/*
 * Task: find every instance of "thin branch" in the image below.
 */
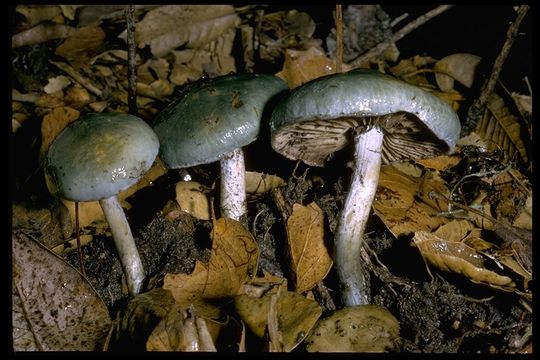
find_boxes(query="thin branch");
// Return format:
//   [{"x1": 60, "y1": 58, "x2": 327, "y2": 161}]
[
  {"x1": 50, "y1": 60, "x2": 103, "y2": 97},
  {"x1": 462, "y1": 5, "x2": 530, "y2": 136},
  {"x1": 349, "y1": 5, "x2": 454, "y2": 68},
  {"x1": 335, "y1": 5, "x2": 343, "y2": 73},
  {"x1": 125, "y1": 5, "x2": 138, "y2": 116}
]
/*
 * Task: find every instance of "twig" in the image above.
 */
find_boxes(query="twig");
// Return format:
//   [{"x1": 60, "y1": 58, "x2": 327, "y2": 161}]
[
  {"x1": 335, "y1": 5, "x2": 343, "y2": 73},
  {"x1": 462, "y1": 5, "x2": 530, "y2": 136},
  {"x1": 349, "y1": 5, "x2": 454, "y2": 68},
  {"x1": 125, "y1": 5, "x2": 138, "y2": 116}
]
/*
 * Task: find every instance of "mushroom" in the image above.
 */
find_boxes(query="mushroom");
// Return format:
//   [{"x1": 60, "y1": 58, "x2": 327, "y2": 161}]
[
  {"x1": 153, "y1": 73, "x2": 287, "y2": 221},
  {"x1": 270, "y1": 68, "x2": 460, "y2": 306},
  {"x1": 45, "y1": 112, "x2": 160, "y2": 296}
]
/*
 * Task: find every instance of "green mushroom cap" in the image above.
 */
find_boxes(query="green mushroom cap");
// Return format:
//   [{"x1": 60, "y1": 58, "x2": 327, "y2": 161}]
[
  {"x1": 153, "y1": 73, "x2": 288, "y2": 168},
  {"x1": 45, "y1": 113, "x2": 159, "y2": 202},
  {"x1": 270, "y1": 68, "x2": 461, "y2": 166}
]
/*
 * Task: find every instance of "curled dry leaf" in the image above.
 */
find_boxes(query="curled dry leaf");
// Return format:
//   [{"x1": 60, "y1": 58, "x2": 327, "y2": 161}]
[
  {"x1": 412, "y1": 230, "x2": 514, "y2": 287},
  {"x1": 175, "y1": 181, "x2": 211, "y2": 221},
  {"x1": 304, "y1": 305, "x2": 400, "y2": 352},
  {"x1": 16, "y1": 5, "x2": 63, "y2": 26},
  {"x1": 164, "y1": 218, "x2": 259, "y2": 301},
  {"x1": 12, "y1": 23, "x2": 76, "y2": 48},
  {"x1": 12, "y1": 232, "x2": 111, "y2": 351},
  {"x1": 434, "y1": 53, "x2": 482, "y2": 92},
  {"x1": 286, "y1": 202, "x2": 333, "y2": 293},
  {"x1": 55, "y1": 23, "x2": 106, "y2": 68},
  {"x1": 234, "y1": 289, "x2": 322, "y2": 352},
  {"x1": 133, "y1": 5, "x2": 240, "y2": 57}
]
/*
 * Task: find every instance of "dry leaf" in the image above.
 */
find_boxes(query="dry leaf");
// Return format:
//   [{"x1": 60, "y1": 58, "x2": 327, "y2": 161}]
[
  {"x1": 434, "y1": 53, "x2": 482, "y2": 92},
  {"x1": 246, "y1": 171, "x2": 286, "y2": 201},
  {"x1": 12, "y1": 232, "x2": 111, "y2": 351},
  {"x1": 133, "y1": 5, "x2": 239, "y2": 57},
  {"x1": 234, "y1": 290, "x2": 322, "y2": 352},
  {"x1": 64, "y1": 85, "x2": 92, "y2": 110},
  {"x1": 513, "y1": 194, "x2": 532, "y2": 230},
  {"x1": 304, "y1": 305, "x2": 400, "y2": 352},
  {"x1": 44, "y1": 75, "x2": 72, "y2": 94},
  {"x1": 55, "y1": 23, "x2": 106, "y2": 68},
  {"x1": 40, "y1": 106, "x2": 80, "y2": 160},
  {"x1": 373, "y1": 163, "x2": 451, "y2": 237},
  {"x1": 412, "y1": 230, "x2": 514, "y2": 287},
  {"x1": 276, "y1": 47, "x2": 351, "y2": 89},
  {"x1": 475, "y1": 93, "x2": 528, "y2": 163},
  {"x1": 175, "y1": 181, "x2": 211, "y2": 221},
  {"x1": 432, "y1": 219, "x2": 475, "y2": 243},
  {"x1": 164, "y1": 218, "x2": 259, "y2": 301},
  {"x1": 286, "y1": 202, "x2": 332, "y2": 293},
  {"x1": 511, "y1": 92, "x2": 532, "y2": 117},
  {"x1": 415, "y1": 154, "x2": 461, "y2": 171}
]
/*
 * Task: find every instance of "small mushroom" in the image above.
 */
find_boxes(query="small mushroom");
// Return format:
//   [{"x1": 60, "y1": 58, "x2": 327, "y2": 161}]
[
  {"x1": 153, "y1": 73, "x2": 287, "y2": 221},
  {"x1": 270, "y1": 68, "x2": 460, "y2": 306},
  {"x1": 45, "y1": 113, "x2": 159, "y2": 296}
]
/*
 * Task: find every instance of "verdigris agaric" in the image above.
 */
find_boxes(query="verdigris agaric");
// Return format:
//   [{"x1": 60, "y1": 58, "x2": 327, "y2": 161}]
[
  {"x1": 45, "y1": 112, "x2": 159, "y2": 296},
  {"x1": 153, "y1": 73, "x2": 287, "y2": 221},
  {"x1": 270, "y1": 68, "x2": 460, "y2": 306}
]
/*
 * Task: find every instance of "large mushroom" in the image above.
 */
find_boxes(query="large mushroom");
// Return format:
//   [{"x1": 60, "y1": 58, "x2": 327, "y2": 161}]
[
  {"x1": 153, "y1": 73, "x2": 287, "y2": 221},
  {"x1": 45, "y1": 113, "x2": 159, "y2": 296},
  {"x1": 270, "y1": 68, "x2": 460, "y2": 306}
]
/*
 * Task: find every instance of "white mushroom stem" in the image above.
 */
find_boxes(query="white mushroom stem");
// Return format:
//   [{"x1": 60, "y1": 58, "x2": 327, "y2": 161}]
[
  {"x1": 334, "y1": 126, "x2": 384, "y2": 306},
  {"x1": 99, "y1": 196, "x2": 145, "y2": 296},
  {"x1": 220, "y1": 147, "x2": 247, "y2": 221}
]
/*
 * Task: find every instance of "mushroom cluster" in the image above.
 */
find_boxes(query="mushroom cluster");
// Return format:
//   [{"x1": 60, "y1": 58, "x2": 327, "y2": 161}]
[
  {"x1": 270, "y1": 68, "x2": 461, "y2": 306},
  {"x1": 153, "y1": 73, "x2": 287, "y2": 221},
  {"x1": 45, "y1": 112, "x2": 159, "y2": 296}
]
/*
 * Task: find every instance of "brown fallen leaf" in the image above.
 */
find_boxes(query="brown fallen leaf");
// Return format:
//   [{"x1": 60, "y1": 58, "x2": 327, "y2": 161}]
[
  {"x1": 276, "y1": 47, "x2": 351, "y2": 89},
  {"x1": 245, "y1": 171, "x2": 286, "y2": 202},
  {"x1": 234, "y1": 289, "x2": 322, "y2": 352},
  {"x1": 434, "y1": 53, "x2": 482, "y2": 92},
  {"x1": 286, "y1": 202, "x2": 332, "y2": 293},
  {"x1": 373, "y1": 163, "x2": 451, "y2": 237},
  {"x1": 55, "y1": 22, "x2": 106, "y2": 69},
  {"x1": 164, "y1": 218, "x2": 259, "y2": 301},
  {"x1": 175, "y1": 181, "x2": 211, "y2": 221},
  {"x1": 412, "y1": 230, "x2": 514, "y2": 287},
  {"x1": 133, "y1": 5, "x2": 240, "y2": 57},
  {"x1": 12, "y1": 232, "x2": 111, "y2": 351},
  {"x1": 40, "y1": 106, "x2": 80, "y2": 160},
  {"x1": 16, "y1": 5, "x2": 63, "y2": 26},
  {"x1": 304, "y1": 305, "x2": 400, "y2": 352}
]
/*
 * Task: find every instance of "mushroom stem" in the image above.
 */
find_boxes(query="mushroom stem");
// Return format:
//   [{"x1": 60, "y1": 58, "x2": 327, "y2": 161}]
[
  {"x1": 334, "y1": 126, "x2": 384, "y2": 306},
  {"x1": 99, "y1": 196, "x2": 145, "y2": 296},
  {"x1": 220, "y1": 147, "x2": 247, "y2": 221}
]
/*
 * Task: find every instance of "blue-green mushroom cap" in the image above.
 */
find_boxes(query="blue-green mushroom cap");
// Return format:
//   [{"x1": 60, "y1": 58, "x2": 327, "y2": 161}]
[
  {"x1": 270, "y1": 68, "x2": 461, "y2": 166},
  {"x1": 153, "y1": 73, "x2": 288, "y2": 168},
  {"x1": 45, "y1": 113, "x2": 159, "y2": 202}
]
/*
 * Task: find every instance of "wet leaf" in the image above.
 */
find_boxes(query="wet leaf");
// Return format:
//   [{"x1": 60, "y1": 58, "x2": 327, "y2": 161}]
[
  {"x1": 286, "y1": 202, "x2": 332, "y2": 293},
  {"x1": 164, "y1": 218, "x2": 259, "y2": 301},
  {"x1": 175, "y1": 181, "x2": 211, "y2": 221},
  {"x1": 246, "y1": 171, "x2": 286, "y2": 201},
  {"x1": 12, "y1": 232, "x2": 111, "y2": 351},
  {"x1": 133, "y1": 5, "x2": 239, "y2": 57},
  {"x1": 276, "y1": 47, "x2": 351, "y2": 89},
  {"x1": 304, "y1": 305, "x2": 400, "y2": 352},
  {"x1": 373, "y1": 163, "x2": 451, "y2": 237},
  {"x1": 475, "y1": 93, "x2": 528, "y2": 163},
  {"x1": 412, "y1": 230, "x2": 514, "y2": 287},
  {"x1": 234, "y1": 289, "x2": 322, "y2": 352},
  {"x1": 434, "y1": 53, "x2": 482, "y2": 91}
]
